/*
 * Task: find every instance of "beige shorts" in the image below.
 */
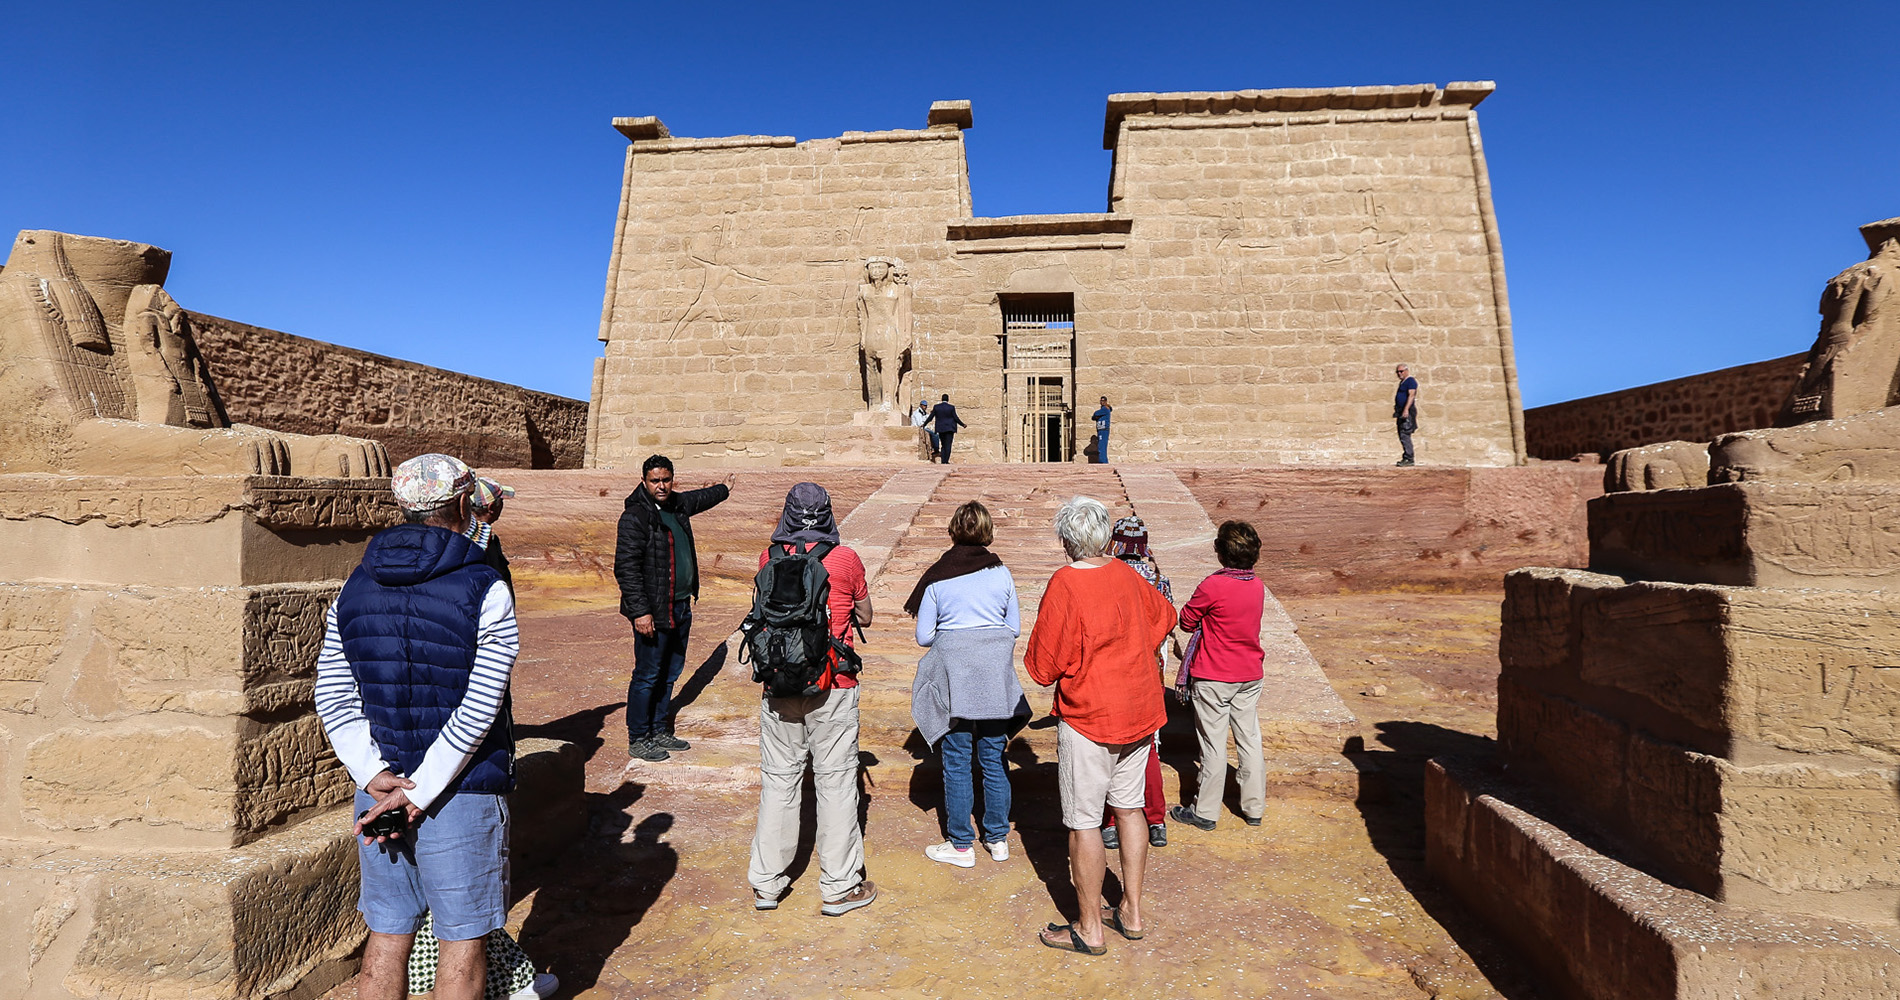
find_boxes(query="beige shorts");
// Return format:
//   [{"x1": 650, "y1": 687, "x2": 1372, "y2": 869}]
[{"x1": 1056, "y1": 721, "x2": 1153, "y2": 830}]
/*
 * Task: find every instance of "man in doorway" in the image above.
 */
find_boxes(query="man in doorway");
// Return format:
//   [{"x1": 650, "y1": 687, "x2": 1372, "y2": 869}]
[
  {"x1": 614, "y1": 454, "x2": 733, "y2": 761},
  {"x1": 930, "y1": 394, "x2": 967, "y2": 464},
  {"x1": 1394, "y1": 365, "x2": 1419, "y2": 467},
  {"x1": 1091, "y1": 397, "x2": 1113, "y2": 464}
]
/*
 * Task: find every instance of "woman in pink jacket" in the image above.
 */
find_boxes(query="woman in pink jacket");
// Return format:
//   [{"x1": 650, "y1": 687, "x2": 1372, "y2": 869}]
[{"x1": 1170, "y1": 521, "x2": 1268, "y2": 831}]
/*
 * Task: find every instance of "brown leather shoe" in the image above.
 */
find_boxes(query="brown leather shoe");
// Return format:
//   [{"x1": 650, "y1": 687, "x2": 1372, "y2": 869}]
[{"x1": 821, "y1": 880, "x2": 877, "y2": 916}]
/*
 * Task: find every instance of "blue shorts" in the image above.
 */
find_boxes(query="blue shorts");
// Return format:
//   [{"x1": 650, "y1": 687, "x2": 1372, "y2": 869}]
[{"x1": 355, "y1": 790, "x2": 510, "y2": 941}]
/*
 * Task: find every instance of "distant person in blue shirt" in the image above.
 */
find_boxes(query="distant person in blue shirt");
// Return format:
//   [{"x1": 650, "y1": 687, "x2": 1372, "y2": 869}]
[
  {"x1": 930, "y1": 395, "x2": 967, "y2": 464},
  {"x1": 1394, "y1": 365, "x2": 1419, "y2": 466},
  {"x1": 1091, "y1": 397, "x2": 1113, "y2": 464}
]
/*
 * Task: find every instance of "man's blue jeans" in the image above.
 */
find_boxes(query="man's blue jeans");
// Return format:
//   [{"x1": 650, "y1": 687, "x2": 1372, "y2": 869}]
[
  {"x1": 1097, "y1": 430, "x2": 1110, "y2": 463},
  {"x1": 940, "y1": 719, "x2": 1012, "y2": 848},
  {"x1": 627, "y1": 600, "x2": 692, "y2": 740}
]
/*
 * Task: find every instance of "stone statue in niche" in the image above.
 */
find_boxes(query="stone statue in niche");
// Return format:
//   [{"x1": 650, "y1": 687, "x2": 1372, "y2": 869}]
[
  {"x1": 856, "y1": 256, "x2": 912, "y2": 412},
  {"x1": 1608, "y1": 219, "x2": 1900, "y2": 491},
  {"x1": 0, "y1": 230, "x2": 390, "y2": 477}
]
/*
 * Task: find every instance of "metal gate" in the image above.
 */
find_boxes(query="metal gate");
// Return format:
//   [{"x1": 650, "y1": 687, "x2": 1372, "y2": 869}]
[{"x1": 1000, "y1": 298, "x2": 1075, "y2": 463}]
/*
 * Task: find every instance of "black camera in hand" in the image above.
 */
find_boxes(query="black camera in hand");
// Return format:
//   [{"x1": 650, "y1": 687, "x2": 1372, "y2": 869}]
[{"x1": 358, "y1": 808, "x2": 411, "y2": 839}]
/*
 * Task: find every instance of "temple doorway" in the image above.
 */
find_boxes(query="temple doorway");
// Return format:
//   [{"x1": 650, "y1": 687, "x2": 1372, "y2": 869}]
[{"x1": 999, "y1": 294, "x2": 1075, "y2": 463}]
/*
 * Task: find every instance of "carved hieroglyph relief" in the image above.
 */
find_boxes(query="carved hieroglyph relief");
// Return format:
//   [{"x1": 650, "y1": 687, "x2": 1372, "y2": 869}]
[{"x1": 856, "y1": 256, "x2": 912, "y2": 411}]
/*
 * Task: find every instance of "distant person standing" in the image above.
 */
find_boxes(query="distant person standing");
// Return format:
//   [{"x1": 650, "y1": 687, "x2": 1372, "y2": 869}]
[
  {"x1": 1091, "y1": 397, "x2": 1113, "y2": 464},
  {"x1": 931, "y1": 394, "x2": 967, "y2": 464},
  {"x1": 913, "y1": 399, "x2": 938, "y2": 462},
  {"x1": 1394, "y1": 365, "x2": 1419, "y2": 467},
  {"x1": 614, "y1": 454, "x2": 732, "y2": 762}
]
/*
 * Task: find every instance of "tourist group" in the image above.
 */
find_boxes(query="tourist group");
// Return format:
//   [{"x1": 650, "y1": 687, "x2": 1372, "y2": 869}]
[{"x1": 317, "y1": 450, "x2": 1271, "y2": 998}]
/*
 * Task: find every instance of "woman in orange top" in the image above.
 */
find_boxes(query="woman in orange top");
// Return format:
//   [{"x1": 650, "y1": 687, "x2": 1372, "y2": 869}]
[{"x1": 1025, "y1": 496, "x2": 1176, "y2": 955}]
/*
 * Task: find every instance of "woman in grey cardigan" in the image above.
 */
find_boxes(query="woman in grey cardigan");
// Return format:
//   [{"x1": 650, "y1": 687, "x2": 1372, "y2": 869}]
[{"x1": 907, "y1": 501, "x2": 1030, "y2": 868}]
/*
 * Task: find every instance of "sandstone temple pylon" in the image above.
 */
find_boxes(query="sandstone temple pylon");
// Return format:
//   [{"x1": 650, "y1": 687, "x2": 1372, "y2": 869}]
[{"x1": 587, "y1": 86, "x2": 1527, "y2": 468}]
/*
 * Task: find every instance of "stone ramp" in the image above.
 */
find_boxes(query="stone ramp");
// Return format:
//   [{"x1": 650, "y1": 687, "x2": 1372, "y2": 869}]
[{"x1": 1116, "y1": 466, "x2": 1360, "y2": 793}]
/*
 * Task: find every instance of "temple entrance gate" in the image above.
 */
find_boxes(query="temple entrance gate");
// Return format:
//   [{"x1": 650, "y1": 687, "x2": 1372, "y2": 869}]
[{"x1": 999, "y1": 295, "x2": 1075, "y2": 463}]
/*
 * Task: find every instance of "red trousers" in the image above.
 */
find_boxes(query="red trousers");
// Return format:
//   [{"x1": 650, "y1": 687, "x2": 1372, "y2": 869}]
[{"x1": 1101, "y1": 732, "x2": 1166, "y2": 829}]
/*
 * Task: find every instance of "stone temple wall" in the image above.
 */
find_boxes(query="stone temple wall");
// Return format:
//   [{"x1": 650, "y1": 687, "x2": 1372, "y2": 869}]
[
  {"x1": 589, "y1": 83, "x2": 1524, "y2": 468},
  {"x1": 1523, "y1": 352, "x2": 1807, "y2": 461},
  {"x1": 192, "y1": 312, "x2": 589, "y2": 470}
]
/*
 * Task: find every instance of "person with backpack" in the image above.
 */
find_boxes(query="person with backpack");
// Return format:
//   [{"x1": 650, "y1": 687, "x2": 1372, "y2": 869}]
[
  {"x1": 905, "y1": 501, "x2": 1029, "y2": 869},
  {"x1": 744, "y1": 482, "x2": 877, "y2": 916}
]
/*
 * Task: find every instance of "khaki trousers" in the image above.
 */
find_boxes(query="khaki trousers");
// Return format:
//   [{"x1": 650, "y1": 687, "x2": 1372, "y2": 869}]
[
  {"x1": 748, "y1": 687, "x2": 864, "y2": 901},
  {"x1": 1190, "y1": 678, "x2": 1266, "y2": 822}
]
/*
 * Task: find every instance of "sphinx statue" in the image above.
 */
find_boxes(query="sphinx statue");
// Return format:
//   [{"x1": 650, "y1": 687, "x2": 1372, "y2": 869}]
[
  {"x1": 0, "y1": 230, "x2": 389, "y2": 477},
  {"x1": 1609, "y1": 218, "x2": 1900, "y2": 491}
]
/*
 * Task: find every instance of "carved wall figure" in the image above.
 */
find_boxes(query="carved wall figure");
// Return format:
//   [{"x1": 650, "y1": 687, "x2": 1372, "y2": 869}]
[
  {"x1": 0, "y1": 230, "x2": 389, "y2": 477},
  {"x1": 855, "y1": 256, "x2": 911, "y2": 412}
]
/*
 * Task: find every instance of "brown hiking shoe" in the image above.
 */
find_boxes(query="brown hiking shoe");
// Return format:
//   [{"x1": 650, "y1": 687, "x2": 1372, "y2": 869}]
[{"x1": 821, "y1": 880, "x2": 877, "y2": 916}]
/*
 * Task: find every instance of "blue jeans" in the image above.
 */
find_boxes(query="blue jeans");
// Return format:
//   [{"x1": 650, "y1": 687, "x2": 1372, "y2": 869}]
[
  {"x1": 355, "y1": 790, "x2": 509, "y2": 941},
  {"x1": 940, "y1": 719, "x2": 1011, "y2": 847},
  {"x1": 1097, "y1": 430, "x2": 1110, "y2": 463},
  {"x1": 627, "y1": 600, "x2": 692, "y2": 739}
]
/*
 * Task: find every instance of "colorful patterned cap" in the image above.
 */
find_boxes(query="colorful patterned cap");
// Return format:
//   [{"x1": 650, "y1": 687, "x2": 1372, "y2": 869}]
[
  {"x1": 390, "y1": 453, "x2": 475, "y2": 512},
  {"x1": 469, "y1": 477, "x2": 516, "y2": 511},
  {"x1": 1110, "y1": 514, "x2": 1150, "y2": 558}
]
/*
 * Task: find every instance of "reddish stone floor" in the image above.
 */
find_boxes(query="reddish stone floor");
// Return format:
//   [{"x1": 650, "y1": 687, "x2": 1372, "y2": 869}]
[{"x1": 326, "y1": 468, "x2": 1548, "y2": 999}]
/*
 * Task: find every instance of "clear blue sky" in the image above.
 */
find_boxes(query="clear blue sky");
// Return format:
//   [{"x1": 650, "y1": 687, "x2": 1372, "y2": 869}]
[{"x1": 4, "y1": 1, "x2": 1893, "y2": 407}]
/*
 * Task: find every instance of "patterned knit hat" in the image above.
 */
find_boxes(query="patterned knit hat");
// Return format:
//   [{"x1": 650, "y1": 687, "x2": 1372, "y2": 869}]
[
  {"x1": 390, "y1": 453, "x2": 475, "y2": 512},
  {"x1": 1109, "y1": 515, "x2": 1150, "y2": 558},
  {"x1": 469, "y1": 476, "x2": 516, "y2": 511}
]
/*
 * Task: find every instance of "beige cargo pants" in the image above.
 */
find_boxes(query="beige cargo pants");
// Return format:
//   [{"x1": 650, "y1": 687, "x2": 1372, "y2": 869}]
[
  {"x1": 747, "y1": 686, "x2": 864, "y2": 902},
  {"x1": 1190, "y1": 678, "x2": 1266, "y2": 822}
]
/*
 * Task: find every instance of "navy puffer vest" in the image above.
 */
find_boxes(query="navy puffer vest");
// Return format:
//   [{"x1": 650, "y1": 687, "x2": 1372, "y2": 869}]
[{"x1": 336, "y1": 523, "x2": 514, "y2": 796}]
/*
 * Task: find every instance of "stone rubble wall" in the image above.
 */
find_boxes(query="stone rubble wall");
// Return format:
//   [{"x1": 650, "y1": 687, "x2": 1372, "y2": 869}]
[
  {"x1": 1523, "y1": 353, "x2": 1807, "y2": 460},
  {"x1": 592, "y1": 86, "x2": 1523, "y2": 468},
  {"x1": 191, "y1": 311, "x2": 589, "y2": 470}
]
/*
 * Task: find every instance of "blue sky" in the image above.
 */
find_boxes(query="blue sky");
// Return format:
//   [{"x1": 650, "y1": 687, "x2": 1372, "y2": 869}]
[{"x1": 3, "y1": 1, "x2": 1893, "y2": 407}]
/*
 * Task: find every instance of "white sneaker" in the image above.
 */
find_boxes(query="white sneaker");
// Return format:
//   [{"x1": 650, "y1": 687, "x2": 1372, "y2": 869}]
[
  {"x1": 509, "y1": 973, "x2": 558, "y2": 1000},
  {"x1": 983, "y1": 840, "x2": 1009, "y2": 862},
  {"x1": 924, "y1": 841, "x2": 976, "y2": 868}
]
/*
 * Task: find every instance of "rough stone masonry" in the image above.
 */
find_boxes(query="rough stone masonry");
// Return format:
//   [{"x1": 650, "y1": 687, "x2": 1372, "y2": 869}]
[{"x1": 588, "y1": 84, "x2": 1526, "y2": 468}]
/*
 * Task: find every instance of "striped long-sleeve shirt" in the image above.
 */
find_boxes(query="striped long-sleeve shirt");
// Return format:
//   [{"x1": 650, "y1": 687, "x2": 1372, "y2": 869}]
[{"x1": 313, "y1": 580, "x2": 519, "y2": 811}]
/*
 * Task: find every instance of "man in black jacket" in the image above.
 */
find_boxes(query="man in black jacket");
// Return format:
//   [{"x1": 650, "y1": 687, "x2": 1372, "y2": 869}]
[{"x1": 614, "y1": 454, "x2": 732, "y2": 761}]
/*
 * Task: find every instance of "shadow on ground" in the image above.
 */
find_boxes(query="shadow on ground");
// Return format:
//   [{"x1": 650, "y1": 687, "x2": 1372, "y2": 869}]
[{"x1": 1349, "y1": 720, "x2": 1547, "y2": 1000}]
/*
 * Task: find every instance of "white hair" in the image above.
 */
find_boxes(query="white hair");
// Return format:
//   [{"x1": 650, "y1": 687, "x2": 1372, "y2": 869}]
[{"x1": 1054, "y1": 496, "x2": 1112, "y2": 561}]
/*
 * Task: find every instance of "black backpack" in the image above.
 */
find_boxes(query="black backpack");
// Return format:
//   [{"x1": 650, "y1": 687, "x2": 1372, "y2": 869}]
[{"x1": 738, "y1": 542, "x2": 862, "y2": 697}]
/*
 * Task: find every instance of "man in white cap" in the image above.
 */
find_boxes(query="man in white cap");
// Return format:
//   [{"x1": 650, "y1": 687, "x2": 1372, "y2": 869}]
[{"x1": 314, "y1": 453, "x2": 521, "y2": 1000}]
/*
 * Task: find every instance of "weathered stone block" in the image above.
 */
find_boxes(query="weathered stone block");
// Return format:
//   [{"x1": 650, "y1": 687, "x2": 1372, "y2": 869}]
[
  {"x1": 1590, "y1": 481, "x2": 1900, "y2": 590},
  {"x1": 1499, "y1": 679, "x2": 1900, "y2": 922},
  {"x1": 0, "y1": 815, "x2": 363, "y2": 1000},
  {"x1": 21, "y1": 725, "x2": 235, "y2": 835},
  {"x1": 1501, "y1": 567, "x2": 1900, "y2": 761},
  {"x1": 1425, "y1": 755, "x2": 1900, "y2": 1000}
]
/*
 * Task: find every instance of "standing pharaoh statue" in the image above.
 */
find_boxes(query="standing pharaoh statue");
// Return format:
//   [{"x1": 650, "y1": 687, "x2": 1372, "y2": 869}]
[
  {"x1": 0, "y1": 229, "x2": 389, "y2": 477},
  {"x1": 856, "y1": 257, "x2": 912, "y2": 412}
]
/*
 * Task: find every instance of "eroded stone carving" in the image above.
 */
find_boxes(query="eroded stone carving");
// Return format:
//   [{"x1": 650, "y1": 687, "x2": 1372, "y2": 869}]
[
  {"x1": 1781, "y1": 219, "x2": 1900, "y2": 424},
  {"x1": 856, "y1": 256, "x2": 911, "y2": 412},
  {"x1": 0, "y1": 231, "x2": 389, "y2": 476},
  {"x1": 1609, "y1": 218, "x2": 1900, "y2": 491}
]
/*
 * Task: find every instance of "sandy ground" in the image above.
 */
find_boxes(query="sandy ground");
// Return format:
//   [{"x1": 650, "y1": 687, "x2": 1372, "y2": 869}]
[{"x1": 324, "y1": 470, "x2": 1549, "y2": 999}]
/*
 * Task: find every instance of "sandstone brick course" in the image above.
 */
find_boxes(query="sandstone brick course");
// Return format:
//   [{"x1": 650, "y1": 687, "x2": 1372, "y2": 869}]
[{"x1": 1524, "y1": 354, "x2": 1807, "y2": 461}]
